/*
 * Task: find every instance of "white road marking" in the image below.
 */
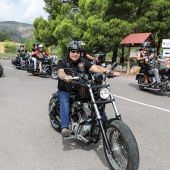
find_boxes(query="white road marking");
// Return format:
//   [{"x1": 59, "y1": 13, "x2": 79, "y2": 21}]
[
  {"x1": 3, "y1": 66, "x2": 15, "y2": 70},
  {"x1": 114, "y1": 94, "x2": 170, "y2": 113}
]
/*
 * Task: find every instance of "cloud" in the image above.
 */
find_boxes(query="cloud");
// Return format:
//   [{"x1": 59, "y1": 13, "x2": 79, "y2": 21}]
[{"x1": 0, "y1": 0, "x2": 48, "y2": 24}]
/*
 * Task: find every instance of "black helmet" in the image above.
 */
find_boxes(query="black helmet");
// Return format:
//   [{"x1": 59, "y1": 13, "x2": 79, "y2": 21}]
[
  {"x1": 97, "y1": 51, "x2": 106, "y2": 59},
  {"x1": 140, "y1": 42, "x2": 151, "y2": 49},
  {"x1": 149, "y1": 48, "x2": 155, "y2": 53},
  {"x1": 33, "y1": 42, "x2": 39, "y2": 47},
  {"x1": 68, "y1": 41, "x2": 82, "y2": 51}
]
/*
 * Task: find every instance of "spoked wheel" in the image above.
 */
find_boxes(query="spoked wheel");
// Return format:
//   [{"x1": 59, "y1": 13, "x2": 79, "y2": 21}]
[
  {"x1": 104, "y1": 120, "x2": 139, "y2": 170},
  {"x1": 51, "y1": 67, "x2": 58, "y2": 79},
  {"x1": 138, "y1": 76, "x2": 146, "y2": 91},
  {"x1": 48, "y1": 95, "x2": 61, "y2": 132},
  {"x1": 0, "y1": 63, "x2": 4, "y2": 77},
  {"x1": 166, "y1": 81, "x2": 170, "y2": 91}
]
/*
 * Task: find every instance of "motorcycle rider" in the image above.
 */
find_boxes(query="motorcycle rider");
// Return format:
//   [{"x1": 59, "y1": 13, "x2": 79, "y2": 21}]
[
  {"x1": 56, "y1": 40, "x2": 121, "y2": 137},
  {"x1": 35, "y1": 44, "x2": 49, "y2": 73},
  {"x1": 17, "y1": 45, "x2": 27, "y2": 68},
  {"x1": 137, "y1": 42, "x2": 151, "y2": 84},
  {"x1": 79, "y1": 41, "x2": 95, "y2": 61},
  {"x1": 31, "y1": 43, "x2": 39, "y2": 71},
  {"x1": 145, "y1": 48, "x2": 164, "y2": 88}
]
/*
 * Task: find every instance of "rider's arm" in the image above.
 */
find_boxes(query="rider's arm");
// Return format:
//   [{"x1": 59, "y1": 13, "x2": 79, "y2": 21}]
[
  {"x1": 17, "y1": 50, "x2": 20, "y2": 56},
  {"x1": 58, "y1": 69, "x2": 72, "y2": 82},
  {"x1": 136, "y1": 51, "x2": 146, "y2": 61},
  {"x1": 86, "y1": 54, "x2": 95, "y2": 60},
  {"x1": 89, "y1": 65, "x2": 121, "y2": 77},
  {"x1": 57, "y1": 61, "x2": 73, "y2": 82}
]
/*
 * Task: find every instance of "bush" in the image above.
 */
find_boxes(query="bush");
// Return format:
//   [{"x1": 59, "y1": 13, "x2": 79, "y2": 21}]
[{"x1": 4, "y1": 40, "x2": 16, "y2": 53}]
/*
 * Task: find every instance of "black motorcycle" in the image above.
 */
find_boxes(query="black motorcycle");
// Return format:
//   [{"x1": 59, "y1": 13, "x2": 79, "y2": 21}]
[
  {"x1": 12, "y1": 53, "x2": 30, "y2": 70},
  {"x1": 136, "y1": 55, "x2": 170, "y2": 92},
  {"x1": 48, "y1": 63, "x2": 139, "y2": 170},
  {"x1": 91, "y1": 51, "x2": 106, "y2": 67},
  {"x1": 27, "y1": 55, "x2": 57, "y2": 77},
  {"x1": 0, "y1": 63, "x2": 3, "y2": 77}
]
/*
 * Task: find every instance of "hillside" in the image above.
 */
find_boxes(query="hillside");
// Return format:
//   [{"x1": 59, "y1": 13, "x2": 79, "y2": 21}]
[{"x1": 0, "y1": 21, "x2": 34, "y2": 43}]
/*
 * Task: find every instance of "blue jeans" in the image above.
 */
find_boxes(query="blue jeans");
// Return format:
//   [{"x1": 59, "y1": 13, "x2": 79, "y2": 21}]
[{"x1": 57, "y1": 91, "x2": 71, "y2": 129}]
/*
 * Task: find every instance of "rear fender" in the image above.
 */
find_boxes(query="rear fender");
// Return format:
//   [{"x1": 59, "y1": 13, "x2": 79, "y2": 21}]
[{"x1": 136, "y1": 73, "x2": 144, "y2": 80}]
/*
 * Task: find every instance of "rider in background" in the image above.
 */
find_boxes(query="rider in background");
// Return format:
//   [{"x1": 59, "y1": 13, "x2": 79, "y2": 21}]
[
  {"x1": 17, "y1": 45, "x2": 27, "y2": 68},
  {"x1": 79, "y1": 41, "x2": 95, "y2": 61},
  {"x1": 35, "y1": 44, "x2": 49, "y2": 73},
  {"x1": 31, "y1": 43, "x2": 39, "y2": 71},
  {"x1": 145, "y1": 48, "x2": 164, "y2": 88},
  {"x1": 137, "y1": 42, "x2": 151, "y2": 84}
]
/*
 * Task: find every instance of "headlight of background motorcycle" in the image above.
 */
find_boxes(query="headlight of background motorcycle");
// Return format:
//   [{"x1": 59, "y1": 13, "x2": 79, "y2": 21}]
[{"x1": 100, "y1": 88, "x2": 110, "y2": 99}]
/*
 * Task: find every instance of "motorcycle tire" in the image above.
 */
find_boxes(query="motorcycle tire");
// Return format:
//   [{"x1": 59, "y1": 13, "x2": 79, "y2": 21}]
[
  {"x1": 0, "y1": 63, "x2": 4, "y2": 77},
  {"x1": 48, "y1": 95, "x2": 61, "y2": 132},
  {"x1": 104, "y1": 120, "x2": 139, "y2": 170},
  {"x1": 51, "y1": 67, "x2": 58, "y2": 79},
  {"x1": 138, "y1": 76, "x2": 146, "y2": 91}
]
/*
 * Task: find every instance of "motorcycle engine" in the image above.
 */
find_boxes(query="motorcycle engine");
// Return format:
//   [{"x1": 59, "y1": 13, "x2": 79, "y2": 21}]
[{"x1": 70, "y1": 101, "x2": 92, "y2": 136}]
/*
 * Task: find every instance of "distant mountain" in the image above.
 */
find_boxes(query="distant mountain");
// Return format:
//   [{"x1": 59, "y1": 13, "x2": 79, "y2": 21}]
[{"x1": 0, "y1": 21, "x2": 34, "y2": 43}]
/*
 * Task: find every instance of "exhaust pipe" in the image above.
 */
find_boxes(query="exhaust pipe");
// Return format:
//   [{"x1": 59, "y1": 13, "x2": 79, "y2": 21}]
[{"x1": 143, "y1": 87, "x2": 161, "y2": 91}]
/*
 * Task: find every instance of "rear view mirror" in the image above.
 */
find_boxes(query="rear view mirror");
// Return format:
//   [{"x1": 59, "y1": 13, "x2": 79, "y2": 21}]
[{"x1": 110, "y1": 62, "x2": 118, "y2": 71}]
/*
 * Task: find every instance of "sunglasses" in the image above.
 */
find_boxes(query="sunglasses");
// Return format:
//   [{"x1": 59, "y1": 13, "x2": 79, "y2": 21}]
[{"x1": 70, "y1": 50, "x2": 80, "y2": 54}]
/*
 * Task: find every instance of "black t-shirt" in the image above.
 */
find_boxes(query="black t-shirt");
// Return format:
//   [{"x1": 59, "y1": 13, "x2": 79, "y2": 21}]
[
  {"x1": 57, "y1": 56, "x2": 93, "y2": 92},
  {"x1": 18, "y1": 49, "x2": 27, "y2": 57},
  {"x1": 31, "y1": 48, "x2": 37, "y2": 57}
]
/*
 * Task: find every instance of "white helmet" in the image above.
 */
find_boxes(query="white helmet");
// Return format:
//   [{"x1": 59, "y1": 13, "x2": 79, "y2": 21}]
[{"x1": 39, "y1": 44, "x2": 44, "y2": 48}]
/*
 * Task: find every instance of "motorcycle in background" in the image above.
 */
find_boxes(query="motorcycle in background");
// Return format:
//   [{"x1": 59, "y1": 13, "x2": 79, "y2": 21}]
[
  {"x1": 12, "y1": 53, "x2": 30, "y2": 70},
  {"x1": 91, "y1": 50, "x2": 106, "y2": 67},
  {"x1": 136, "y1": 55, "x2": 170, "y2": 92},
  {"x1": 51, "y1": 55, "x2": 58, "y2": 79},
  {"x1": 48, "y1": 63, "x2": 139, "y2": 170},
  {"x1": 0, "y1": 63, "x2": 4, "y2": 77},
  {"x1": 27, "y1": 55, "x2": 57, "y2": 77}
]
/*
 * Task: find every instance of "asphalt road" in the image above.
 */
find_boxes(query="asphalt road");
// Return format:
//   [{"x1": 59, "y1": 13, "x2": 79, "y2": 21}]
[{"x1": 0, "y1": 60, "x2": 170, "y2": 170}]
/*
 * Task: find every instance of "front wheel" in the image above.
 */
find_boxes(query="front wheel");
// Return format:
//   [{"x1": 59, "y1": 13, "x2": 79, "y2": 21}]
[
  {"x1": 104, "y1": 120, "x2": 139, "y2": 170},
  {"x1": 0, "y1": 63, "x2": 4, "y2": 77},
  {"x1": 51, "y1": 66, "x2": 58, "y2": 79},
  {"x1": 48, "y1": 95, "x2": 61, "y2": 132}
]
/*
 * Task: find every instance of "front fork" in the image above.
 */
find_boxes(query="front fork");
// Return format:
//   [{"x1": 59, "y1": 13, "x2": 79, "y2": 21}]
[{"x1": 88, "y1": 85, "x2": 121, "y2": 152}]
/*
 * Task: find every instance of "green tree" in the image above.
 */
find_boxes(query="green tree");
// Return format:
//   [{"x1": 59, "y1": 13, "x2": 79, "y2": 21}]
[
  {"x1": 0, "y1": 31, "x2": 10, "y2": 41},
  {"x1": 33, "y1": 0, "x2": 170, "y2": 61}
]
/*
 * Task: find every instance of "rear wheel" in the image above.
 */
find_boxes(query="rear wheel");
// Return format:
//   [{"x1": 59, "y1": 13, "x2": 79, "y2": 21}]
[
  {"x1": 104, "y1": 120, "x2": 139, "y2": 170},
  {"x1": 0, "y1": 63, "x2": 4, "y2": 77},
  {"x1": 138, "y1": 76, "x2": 146, "y2": 91},
  {"x1": 48, "y1": 95, "x2": 61, "y2": 132}
]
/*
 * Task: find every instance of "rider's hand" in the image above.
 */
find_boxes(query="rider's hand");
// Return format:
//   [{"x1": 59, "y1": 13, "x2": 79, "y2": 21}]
[
  {"x1": 112, "y1": 71, "x2": 121, "y2": 77},
  {"x1": 64, "y1": 75, "x2": 73, "y2": 83}
]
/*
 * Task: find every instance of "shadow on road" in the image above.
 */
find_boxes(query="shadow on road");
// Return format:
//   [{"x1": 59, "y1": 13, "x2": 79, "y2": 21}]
[{"x1": 62, "y1": 139, "x2": 110, "y2": 169}]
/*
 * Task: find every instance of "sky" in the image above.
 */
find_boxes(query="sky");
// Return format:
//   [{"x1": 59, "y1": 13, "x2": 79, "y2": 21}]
[{"x1": 0, "y1": 0, "x2": 49, "y2": 24}]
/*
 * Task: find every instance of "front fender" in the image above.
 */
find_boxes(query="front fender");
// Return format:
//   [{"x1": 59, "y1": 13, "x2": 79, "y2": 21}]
[{"x1": 52, "y1": 91, "x2": 58, "y2": 97}]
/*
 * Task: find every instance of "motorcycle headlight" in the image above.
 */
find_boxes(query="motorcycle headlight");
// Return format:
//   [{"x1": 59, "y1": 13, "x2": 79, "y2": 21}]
[{"x1": 100, "y1": 88, "x2": 110, "y2": 99}]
